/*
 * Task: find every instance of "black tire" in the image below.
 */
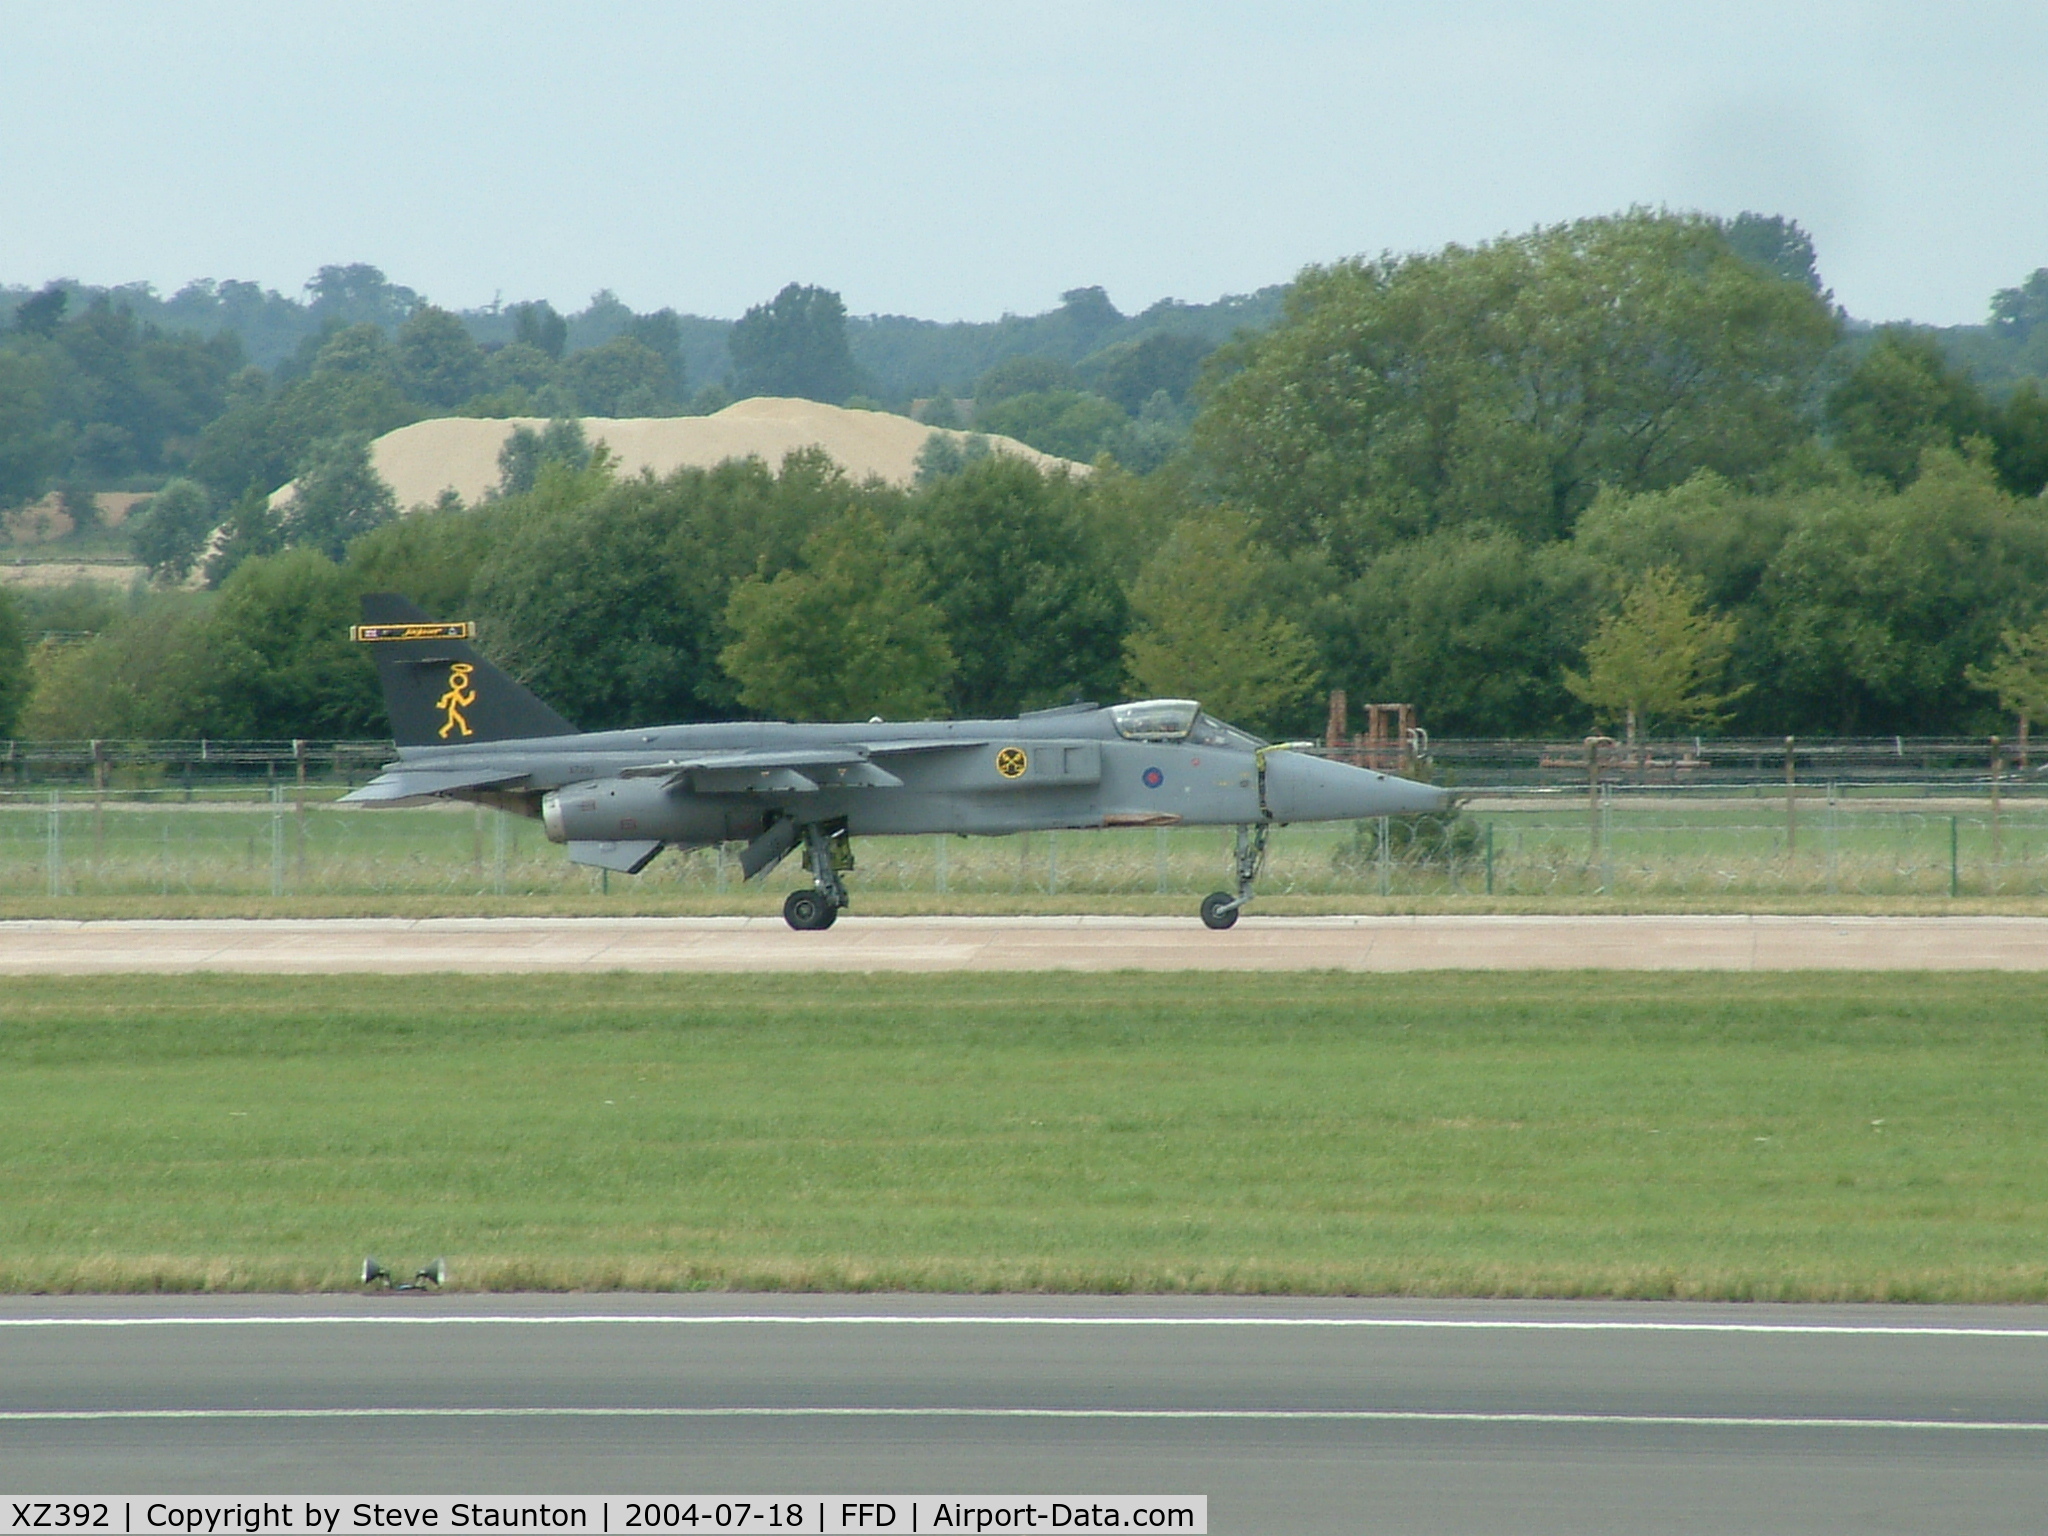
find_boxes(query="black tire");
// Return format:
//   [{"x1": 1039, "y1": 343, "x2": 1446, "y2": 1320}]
[
  {"x1": 784, "y1": 889, "x2": 833, "y2": 930},
  {"x1": 1200, "y1": 892, "x2": 1240, "y2": 930}
]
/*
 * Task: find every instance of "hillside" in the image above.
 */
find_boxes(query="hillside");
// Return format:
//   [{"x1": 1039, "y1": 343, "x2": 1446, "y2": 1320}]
[{"x1": 273, "y1": 398, "x2": 1088, "y2": 510}]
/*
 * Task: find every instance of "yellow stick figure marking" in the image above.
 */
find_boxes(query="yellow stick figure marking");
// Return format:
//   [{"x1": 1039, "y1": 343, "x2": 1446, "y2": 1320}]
[
  {"x1": 437, "y1": 663, "x2": 477, "y2": 739},
  {"x1": 996, "y1": 746, "x2": 1028, "y2": 779}
]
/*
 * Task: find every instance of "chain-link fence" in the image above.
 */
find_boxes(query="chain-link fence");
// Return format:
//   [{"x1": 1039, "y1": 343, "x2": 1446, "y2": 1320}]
[{"x1": 5, "y1": 782, "x2": 2048, "y2": 901}]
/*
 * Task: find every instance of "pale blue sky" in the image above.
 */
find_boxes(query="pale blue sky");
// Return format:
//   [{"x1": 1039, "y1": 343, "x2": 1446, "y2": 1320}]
[{"x1": 5, "y1": 1, "x2": 2043, "y2": 326}]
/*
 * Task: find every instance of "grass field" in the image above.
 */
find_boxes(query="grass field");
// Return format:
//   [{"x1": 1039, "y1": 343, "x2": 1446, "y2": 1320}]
[{"x1": 3, "y1": 971, "x2": 2044, "y2": 1300}]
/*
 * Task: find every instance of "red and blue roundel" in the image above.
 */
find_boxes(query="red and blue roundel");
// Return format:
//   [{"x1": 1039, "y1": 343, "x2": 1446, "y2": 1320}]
[{"x1": 1142, "y1": 766, "x2": 1165, "y2": 788}]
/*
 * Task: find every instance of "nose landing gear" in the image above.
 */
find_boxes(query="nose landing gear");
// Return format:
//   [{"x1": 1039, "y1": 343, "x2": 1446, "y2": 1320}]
[
  {"x1": 783, "y1": 821, "x2": 852, "y2": 930},
  {"x1": 1200, "y1": 823, "x2": 1269, "y2": 930}
]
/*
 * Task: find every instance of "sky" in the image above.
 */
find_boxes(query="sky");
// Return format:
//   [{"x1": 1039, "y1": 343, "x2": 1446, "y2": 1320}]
[{"x1": 4, "y1": 1, "x2": 2044, "y2": 327}]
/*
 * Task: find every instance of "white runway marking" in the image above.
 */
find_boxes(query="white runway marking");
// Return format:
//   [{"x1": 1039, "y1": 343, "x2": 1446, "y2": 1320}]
[
  {"x1": 0, "y1": 1407, "x2": 2041, "y2": 1431},
  {"x1": 4, "y1": 1314, "x2": 2046, "y2": 1338}
]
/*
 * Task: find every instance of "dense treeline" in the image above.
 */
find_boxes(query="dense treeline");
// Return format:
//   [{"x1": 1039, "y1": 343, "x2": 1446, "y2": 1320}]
[
  {"x1": 6, "y1": 209, "x2": 2048, "y2": 745},
  {"x1": 0, "y1": 269, "x2": 1271, "y2": 516}
]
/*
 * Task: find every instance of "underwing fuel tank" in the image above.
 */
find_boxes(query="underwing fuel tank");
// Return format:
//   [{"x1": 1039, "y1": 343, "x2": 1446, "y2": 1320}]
[
  {"x1": 541, "y1": 779, "x2": 757, "y2": 847},
  {"x1": 1261, "y1": 750, "x2": 1447, "y2": 823}
]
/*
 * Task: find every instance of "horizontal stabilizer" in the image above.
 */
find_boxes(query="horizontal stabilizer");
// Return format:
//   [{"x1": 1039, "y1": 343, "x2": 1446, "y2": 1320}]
[
  {"x1": 566, "y1": 838, "x2": 664, "y2": 874},
  {"x1": 340, "y1": 766, "x2": 525, "y2": 805}
]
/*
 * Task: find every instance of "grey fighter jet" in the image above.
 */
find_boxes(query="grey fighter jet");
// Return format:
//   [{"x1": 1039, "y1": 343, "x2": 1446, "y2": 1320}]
[{"x1": 342, "y1": 594, "x2": 1447, "y2": 929}]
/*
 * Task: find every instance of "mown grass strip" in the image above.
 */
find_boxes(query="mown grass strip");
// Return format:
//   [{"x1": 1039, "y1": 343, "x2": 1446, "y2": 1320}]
[{"x1": 2, "y1": 972, "x2": 2043, "y2": 1299}]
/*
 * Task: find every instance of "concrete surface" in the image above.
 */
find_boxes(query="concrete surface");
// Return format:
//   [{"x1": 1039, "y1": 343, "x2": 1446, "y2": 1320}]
[
  {"x1": 7, "y1": 914, "x2": 2048, "y2": 973},
  {"x1": 3, "y1": 1295, "x2": 2044, "y2": 1533}
]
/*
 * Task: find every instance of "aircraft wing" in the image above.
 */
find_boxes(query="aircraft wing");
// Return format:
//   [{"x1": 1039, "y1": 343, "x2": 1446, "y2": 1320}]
[
  {"x1": 614, "y1": 738, "x2": 987, "y2": 794},
  {"x1": 618, "y1": 746, "x2": 903, "y2": 794},
  {"x1": 339, "y1": 765, "x2": 528, "y2": 805},
  {"x1": 865, "y1": 738, "x2": 990, "y2": 756}
]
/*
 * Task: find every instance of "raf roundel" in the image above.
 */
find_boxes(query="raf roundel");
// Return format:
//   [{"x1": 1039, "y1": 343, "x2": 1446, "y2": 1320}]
[
  {"x1": 996, "y1": 746, "x2": 1029, "y2": 779},
  {"x1": 1142, "y1": 766, "x2": 1165, "y2": 789}
]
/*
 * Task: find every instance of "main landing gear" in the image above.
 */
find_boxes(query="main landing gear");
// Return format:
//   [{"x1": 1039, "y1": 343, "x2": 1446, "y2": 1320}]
[
  {"x1": 1200, "y1": 823, "x2": 1269, "y2": 931},
  {"x1": 783, "y1": 822, "x2": 853, "y2": 930}
]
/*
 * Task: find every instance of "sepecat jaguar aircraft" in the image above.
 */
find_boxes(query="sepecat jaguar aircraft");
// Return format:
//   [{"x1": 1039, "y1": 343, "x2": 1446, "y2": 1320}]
[{"x1": 342, "y1": 593, "x2": 1447, "y2": 929}]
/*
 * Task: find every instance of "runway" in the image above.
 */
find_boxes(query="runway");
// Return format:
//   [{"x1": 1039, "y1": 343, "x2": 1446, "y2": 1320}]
[
  {"x1": 9, "y1": 913, "x2": 2048, "y2": 972},
  {"x1": 4, "y1": 1295, "x2": 2045, "y2": 1533}
]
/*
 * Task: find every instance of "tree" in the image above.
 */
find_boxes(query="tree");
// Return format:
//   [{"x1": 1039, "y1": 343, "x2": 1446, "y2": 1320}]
[
  {"x1": 12, "y1": 283, "x2": 68, "y2": 338},
  {"x1": 1966, "y1": 618, "x2": 2048, "y2": 735},
  {"x1": 974, "y1": 389, "x2": 1126, "y2": 462},
  {"x1": 511, "y1": 300, "x2": 568, "y2": 359},
  {"x1": 58, "y1": 483, "x2": 100, "y2": 534},
  {"x1": 280, "y1": 434, "x2": 396, "y2": 560},
  {"x1": 495, "y1": 417, "x2": 592, "y2": 498},
  {"x1": 1337, "y1": 529, "x2": 1600, "y2": 736},
  {"x1": 567, "y1": 335, "x2": 678, "y2": 415},
  {"x1": 1198, "y1": 210, "x2": 1840, "y2": 570},
  {"x1": 305, "y1": 264, "x2": 420, "y2": 329},
  {"x1": 918, "y1": 393, "x2": 963, "y2": 429},
  {"x1": 479, "y1": 342, "x2": 562, "y2": 402},
  {"x1": 1055, "y1": 286, "x2": 1122, "y2": 347},
  {"x1": 127, "y1": 478, "x2": 215, "y2": 581},
  {"x1": 1992, "y1": 382, "x2": 2048, "y2": 499},
  {"x1": 200, "y1": 548, "x2": 385, "y2": 737},
  {"x1": 1757, "y1": 450, "x2": 2048, "y2": 733},
  {"x1": 728, "y1": 283, "x2": 860, "y2": 402},
  {"x1": 465, "y1": 451, "x2": 854, "y2": 729},
  {"x1": 18, "y1": 594, "x2": 222, "y2": 739},
  {"x1": 721, "y1": 507, "x2": 955, "y2": 720},
  {"x1": 1721, "y1": 212, "x2": 1824, "y2": 293},
  {"x1": 624, "y1": 309, "x2": 687, "y2": 398},
  {"x1": 311, "y1": 322, "x2": 396, "y2": 380},
  {"x1": 0, "y1": 351, "x2": 62, "y2": 506},
  {"x1": 1825, "y1": 328, "x2": 1990, "y2": 488},
  {"x1": 913, "y1": 431, "x2": 991, "y2": 485},
  {"x1": 974, "y1": 355, "x2": 1075, "y2": 403},
  {"x1": 1086, "y1": 331, "x2": 1212, "y2": 414},
  {"x1": 395, "y1": 305, "x2": 485, "y2": 407},
  {"x1": 1564, "y1": 567, "x2": 1745, "y2": 737},
  {"x1": 1122, "y1": 511, "x2": 1320, "y2": 737},
  {"x1": 904, "y1": 456, "x2": 1127, "y2": 716},
  {"x1": 0, "y1": 585, "x2": 27, "y2": 737},
  {"x1": 1990, "y1": 269, "x2": 2048, "y2": 341},
  {"x1": 186, "y1": 366, "x2": 413, "y2": 505},
  {"x1": 204, "y1": 484, "x2": 284, "y2": 587}
]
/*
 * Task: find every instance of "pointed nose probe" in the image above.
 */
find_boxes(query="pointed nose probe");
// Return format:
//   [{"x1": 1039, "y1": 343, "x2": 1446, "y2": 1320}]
[{"x1": 1261, "y1": 749, "x2": 1449, "y2": 822}]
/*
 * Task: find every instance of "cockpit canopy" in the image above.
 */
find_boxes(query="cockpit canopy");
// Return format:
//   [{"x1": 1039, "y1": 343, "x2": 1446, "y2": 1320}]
[{"x1": 1109, "y1": 699, "x2": 1264, "y2": 751}]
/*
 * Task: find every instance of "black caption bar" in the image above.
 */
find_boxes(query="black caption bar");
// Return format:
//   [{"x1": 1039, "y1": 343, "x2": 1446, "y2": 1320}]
[{"x1": 1, "y1": 1499, "x2": 1206, "y2": 1536}]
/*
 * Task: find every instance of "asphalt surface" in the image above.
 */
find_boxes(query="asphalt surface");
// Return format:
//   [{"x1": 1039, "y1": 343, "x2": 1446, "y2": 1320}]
[
  {"x1": 11, "y1": 913, "x2": 2048, "y2": 972},
  {"x1": 4, "y1": 1295, "x2": 2045, "y2": 1533}
]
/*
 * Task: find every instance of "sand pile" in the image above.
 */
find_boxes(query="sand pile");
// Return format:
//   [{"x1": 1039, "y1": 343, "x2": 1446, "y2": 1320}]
[{"x1": 278, "y1": 398, "x2": 1087, "y2": 511}]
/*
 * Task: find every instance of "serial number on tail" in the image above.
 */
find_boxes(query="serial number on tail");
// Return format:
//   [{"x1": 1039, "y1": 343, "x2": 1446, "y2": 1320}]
[{"x1": 351, "y1": 622, "x2": 476, "y2": 643}]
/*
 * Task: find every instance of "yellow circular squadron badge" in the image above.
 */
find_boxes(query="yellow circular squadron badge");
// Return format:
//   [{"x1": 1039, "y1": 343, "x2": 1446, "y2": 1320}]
[{"x1": 996, "y1": 746, "x2": 1029, "y2": 779}]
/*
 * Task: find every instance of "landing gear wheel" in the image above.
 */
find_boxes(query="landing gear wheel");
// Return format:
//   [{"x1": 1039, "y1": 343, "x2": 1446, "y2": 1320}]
[
  {"x1": 1200, "y1": 891, "x2": 1240, "y2": 930},
  {"x1": 784, "y1": 889, "x2": 837, "y2": 930}
]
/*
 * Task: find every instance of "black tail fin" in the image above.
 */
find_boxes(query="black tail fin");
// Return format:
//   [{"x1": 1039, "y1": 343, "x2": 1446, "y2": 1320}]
[{"x1": 356, "y1": 593, "x2": 578, "y2": 746}]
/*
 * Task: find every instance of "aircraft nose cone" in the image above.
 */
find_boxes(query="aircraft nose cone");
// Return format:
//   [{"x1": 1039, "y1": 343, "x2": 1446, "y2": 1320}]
[{"x1": 1263, "y1": 751, "x2": 1449, "y2": 822}]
